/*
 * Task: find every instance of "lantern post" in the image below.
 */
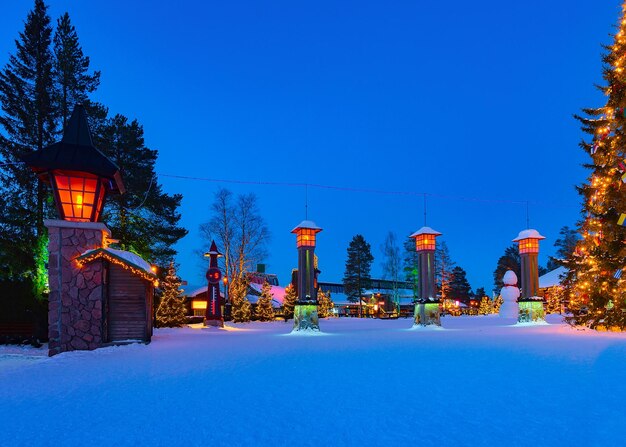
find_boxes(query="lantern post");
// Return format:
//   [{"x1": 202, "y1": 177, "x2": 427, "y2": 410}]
[
  {"x1": 513, "y1": 229, "x2": 546, "y2": 323},
  {"x1": 409, "y1": 226, "x2": 442, "y2": 327},
  {"x1": 291, "y1": 220, "x2": 322, "y2": 332},
  {"x1": 204, "y1": 240, "x2": 224, "y2": 327},
  {"x1": 23, "y1": 105, "x2": 125, "y2": 356}
]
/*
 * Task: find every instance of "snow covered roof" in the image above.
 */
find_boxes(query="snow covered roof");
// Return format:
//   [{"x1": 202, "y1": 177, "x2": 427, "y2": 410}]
[
  {"x1": 249, "y1": 283, "x2": 286, "y2": 306},
  {"x1": 76, "y1": 247, "x2": 156, "y2": 282},
  {"x1": 291, "y1": 220, "x2": 322, "y2": 233},
  {"x1": 513, "y1": 229, "x2": 546, "y2": 242},
  {"x1": 539, "y1": 266, "x2": 567, "y2": 289},
  {"x1": 409, "y1": 226, "x2": 442, "y2": 238}
]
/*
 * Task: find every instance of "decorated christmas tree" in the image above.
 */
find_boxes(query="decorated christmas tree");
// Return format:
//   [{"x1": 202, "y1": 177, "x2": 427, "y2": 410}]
[
  {"x1": 230, "y1": 276, "x2": 252, "y2": 323},
  {"x1": 282, "y1": 283, "x2": 297, "y2": 321},
  {"x1": 564, "y1": 3, "x2": 626, "y2": 330},
  {"x1": 478, "y1": 295, "x2": 492, "y2": 315},
  {"x1": 317, "y1": 289, "x2": 334, "y2": 318},
  {"x1": 156, "y1": 263, "x2": 187, "y2": 328},
  {"x1": 254, "y1": 281, "x2": 275, "y2": 321},
  {"x1": 493, "y1": 295, "x2": 504, "y2": 314}
]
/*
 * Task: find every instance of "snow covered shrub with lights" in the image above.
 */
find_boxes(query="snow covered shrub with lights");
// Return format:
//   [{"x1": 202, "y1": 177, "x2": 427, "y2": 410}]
[{"x1": 156, "y1": 263, "x2": 187, "y2": 328}]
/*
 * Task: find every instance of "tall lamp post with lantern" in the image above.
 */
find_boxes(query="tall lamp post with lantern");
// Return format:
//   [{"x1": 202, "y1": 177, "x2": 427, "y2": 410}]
[
  {"x1": 23, "y1": 105, "x2": 129, "y2": 355},
  {"x1": 409, "y1": 226, "x2": 442, "y2": 327},
  {"x1": 204, "y1": 240, "x2": 224, "y2": 327},
  {"x1": 291, "y1": 220, "x2": 322, "y2": 332},
  {"x1": 513, "y1": 229, "x2": 546, "y2": 323}
]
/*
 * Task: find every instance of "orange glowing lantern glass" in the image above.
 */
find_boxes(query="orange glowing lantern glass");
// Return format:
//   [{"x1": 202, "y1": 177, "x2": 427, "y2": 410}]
[
  {"x1": 50, "y1": 171, "x2": 107, "y2": 222},
  {"x1": 291, "y1": 220, "x2": 323, "y2": 248},
  {"x1": 513, "y1": 229, "x2": 545, "y2": 255},
  {"x1": 409, "y1": 227, "x2": 442, "y2": 252},
  {"x1": 22, "y1": 105, "x2": 124, "y2": 223}
]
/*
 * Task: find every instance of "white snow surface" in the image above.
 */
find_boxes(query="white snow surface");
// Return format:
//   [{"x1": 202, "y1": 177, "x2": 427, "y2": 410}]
[{"x1": 1, "y1": 316, "x2": 625, "y2": 446}]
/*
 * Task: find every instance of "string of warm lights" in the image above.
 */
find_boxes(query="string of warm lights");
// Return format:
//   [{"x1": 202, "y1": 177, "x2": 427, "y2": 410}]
[
  {"x1": 566, "y1": 4, "x2": 626, "y2": 330},
  {"x1": 75, "y1": 249, "x2": 159, "y2": 286}
]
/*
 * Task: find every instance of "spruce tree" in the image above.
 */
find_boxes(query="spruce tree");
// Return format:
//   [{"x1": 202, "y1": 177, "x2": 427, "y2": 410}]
[
  {"x1": 93, "y1": 114, "x2": 187, "y2": 265},
  {"x1": 547, "y1": 226, "x2": 580, "y2": 271},
  {"x1": 564, "y1": 3, "x2": 626, "y2": 330},
  {"x1": 282, "y1": 283, "x2": 297, "y2": 321},
  {"x1": 156, "y1": 263, "x2": 187, "y2": 327},
  {"x1": 493, "y1": 246, "x2": 521, "y2": 292},
  {"x1": 317, "y1": 289, "x2": 334, "y2": 318},
  {"x1": 230, "y1": 276, "x2": 251, "y2": 323},
  {"x1": 254, "y1": 281, "x2": 275, "y2": 321},
  {"x1": 449, "y1": 266, "x2": 472, "y2": 304},
  {"x1": 53, "y1": 12, "x2": 100, "y2": 129},
  {"x1": 0, "y1": 0, "x2": 56, "y2": 289},
  {"x1": 343, "y1": 234, "x2": 374, "y2": 317}
]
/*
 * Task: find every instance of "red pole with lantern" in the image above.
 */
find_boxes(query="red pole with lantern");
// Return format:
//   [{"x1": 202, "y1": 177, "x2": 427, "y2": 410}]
[
  {"x1": 204, "y1": 240, "x2": 224, "y2": 327},
  {"x1": 291, "y1": 220, "x2": 322, "y2": 332},
  {"x1": 409, "y1": 226, "x2": 442, "y2": 326}
]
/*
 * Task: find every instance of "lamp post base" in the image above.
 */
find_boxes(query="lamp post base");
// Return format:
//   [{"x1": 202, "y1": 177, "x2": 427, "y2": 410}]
[
  {"x1": 292, "y1": 303, "x2": 320, "y2": 332},
  {"x1": 204, "y1": 318, "x2": 224, "y2": 328},
  {"x1": 517, "y1": 299, "x2": 545, "y2": 323},
  {"x1": 414, "y1": 301, "x2": 441, "y2": 327}
]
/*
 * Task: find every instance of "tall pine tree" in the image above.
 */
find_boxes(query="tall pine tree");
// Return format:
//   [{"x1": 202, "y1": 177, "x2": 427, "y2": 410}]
[
  {"x1": 449, "y1": 266, "x2": 472, "y2": 304},
  {"x1": 564, "y1": 3, "x2": 626, "y2": 329},
  {"x1": 0, "y1": 0, "x2": 56, "y2": 289},
  {"x1": 93, "y1": 114, "x2": 187, "y2": 266},
  {"x1": 343, "y1": 234, "x2": 374, "y2": 317},
  {"x1": 53, "y1": 12, "x2": 100, "y2": 129}
]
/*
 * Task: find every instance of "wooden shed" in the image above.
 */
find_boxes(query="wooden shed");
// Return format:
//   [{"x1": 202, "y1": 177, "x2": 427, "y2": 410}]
[{"x1": 76, "y1": 248, "x2": 157, "y2": 344}]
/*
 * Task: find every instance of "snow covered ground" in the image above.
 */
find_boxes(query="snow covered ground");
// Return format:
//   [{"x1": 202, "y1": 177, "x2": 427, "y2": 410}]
[{"x1": 1, "y1": 315, "x2": 625, "y2": 446}]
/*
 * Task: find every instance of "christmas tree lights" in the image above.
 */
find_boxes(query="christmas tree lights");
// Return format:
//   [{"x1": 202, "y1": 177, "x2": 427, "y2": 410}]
[{"x1": 564, "y1": 3, "x2": 626, "y2": 330}]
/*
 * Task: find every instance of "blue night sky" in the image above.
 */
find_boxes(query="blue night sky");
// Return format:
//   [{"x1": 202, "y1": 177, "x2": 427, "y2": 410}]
[{"x1": 0, "y1": 1, "x2": 621, "y2": 292}]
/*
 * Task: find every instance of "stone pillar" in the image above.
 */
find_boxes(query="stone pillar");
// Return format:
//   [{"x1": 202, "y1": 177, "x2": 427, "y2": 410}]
[{"x1": 46, "y1": 219, "x2": 110, "y2": 357}]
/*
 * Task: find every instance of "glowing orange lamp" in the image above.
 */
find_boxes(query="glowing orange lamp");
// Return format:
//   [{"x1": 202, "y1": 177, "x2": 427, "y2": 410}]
[{"x1": 23, "y1": 105, "x2": 124, "y2": 222}]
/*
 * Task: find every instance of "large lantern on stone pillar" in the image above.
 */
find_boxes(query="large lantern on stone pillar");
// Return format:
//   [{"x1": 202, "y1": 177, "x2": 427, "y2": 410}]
[
  {"x1": 513, "y1": 229, "x2": 546, "y2": 323},
  {"x1": 22, "y1": 105, "x2": 124, "y2": 222},
  {"x1": 291, "y1": 220, "x2": 322, "y2": 332},
  {"x1": 409, "y1": 226, "x2": 442, "y2": 327}
]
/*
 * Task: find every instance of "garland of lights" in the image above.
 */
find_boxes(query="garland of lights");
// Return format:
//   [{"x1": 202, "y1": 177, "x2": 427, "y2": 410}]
[{"x1": 75, "y1": 248, "x2": 159, "y2": 286}]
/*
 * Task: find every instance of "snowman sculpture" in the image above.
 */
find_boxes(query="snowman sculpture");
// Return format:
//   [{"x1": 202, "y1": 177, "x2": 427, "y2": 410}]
[{"x1": 499, "y1": 270, "x2": 520, "y2": 319}]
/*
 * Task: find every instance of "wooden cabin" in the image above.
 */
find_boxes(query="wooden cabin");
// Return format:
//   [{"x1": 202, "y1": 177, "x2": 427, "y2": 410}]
[{"x1": 77, "y1": 248, "x2": 156, "y2": 344}]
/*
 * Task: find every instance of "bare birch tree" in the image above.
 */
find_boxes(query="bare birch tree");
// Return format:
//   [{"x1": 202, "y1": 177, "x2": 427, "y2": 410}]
[{"x1": 199, "y1": 188, "x2": 270, "y2": 297}]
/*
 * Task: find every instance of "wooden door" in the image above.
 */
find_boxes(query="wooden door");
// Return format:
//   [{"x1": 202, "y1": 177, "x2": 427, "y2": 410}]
[{"x1": 108, "y1": 264, "x2": 147, "y2": 342}]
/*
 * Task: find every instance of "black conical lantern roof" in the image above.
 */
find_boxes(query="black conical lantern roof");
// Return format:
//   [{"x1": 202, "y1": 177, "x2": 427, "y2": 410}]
[{"x1": 23, "y1": 105, "x2": 125, "y2": 194}]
